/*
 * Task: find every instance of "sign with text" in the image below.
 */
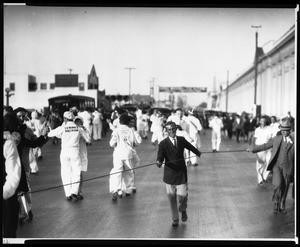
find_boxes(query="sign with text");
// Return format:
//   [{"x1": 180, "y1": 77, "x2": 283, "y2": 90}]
[
  {"x1": 55, "y1": 74, "x2": 78, "y2": 87},
  {"x1": 159, "y1": 86, "x2": 207, "y2": 93}
]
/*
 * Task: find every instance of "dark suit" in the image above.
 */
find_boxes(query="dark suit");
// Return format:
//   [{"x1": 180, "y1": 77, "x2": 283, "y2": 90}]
[
  {"x1": 157, "y1": 136, "x2": 201, "y2": 185},
  {"x1": 157, "y1": 136, "x2": 201, "y2": 221},
  {"x1": 252, "y1": 132, "x2": 294, "y2": 210}
]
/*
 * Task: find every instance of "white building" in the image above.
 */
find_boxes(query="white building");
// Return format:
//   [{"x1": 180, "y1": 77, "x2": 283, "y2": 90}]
[
  {"x1": 218, "y1": 25, "x2": 295, "y2": 119},
  {"x1": 4, "y1": 65, "x2": 99, "y2": 112}
]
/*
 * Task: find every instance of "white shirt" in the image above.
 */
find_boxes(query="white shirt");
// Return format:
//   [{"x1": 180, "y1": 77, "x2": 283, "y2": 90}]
[
  {"x1": 209, "y1": 116, "x2": 223, "y2": 133},
  {"x1": 48, "y1": 121, "x2": 90, "y2": 152},
  {"x1": 186, "y1": 115, "x2": 202, "y2": 138},
  {"x1": 110, "y1": 125, "x2": 142, "y2": 160},
  {"x1": 270, "y1": 122, "x2": 280, "y2": 138},
  {"x1": 254, "y1": 126, "x2": 272, "y2": 145},
  {"x1": 3, "y1": 139, "x2": 21, "y2": 200},
  {"x1": 168, "y1": 136, "x2": 177, "y2": 146},
  {"x1": 92, "y1": 111, "x2": 102, "y2": 124}
]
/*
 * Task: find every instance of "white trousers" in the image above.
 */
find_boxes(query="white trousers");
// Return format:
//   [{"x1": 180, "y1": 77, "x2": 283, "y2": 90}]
[
  {"x1": 151, "y1": 130, "x2": 164, "y2": 144},
  {"x1": 256, "y1": 151, "x2": 271, "y2": 183},
  {"x1": 93, "y1": 123, "x2": 102, "y2": 140},
  {"x1": 60, "y1": 151, "x2": 81, "y2": 197},
  {"x1": 211, "y1": 130, "x2": 221, "y2": 151},
  {"x1": 109, "y1": 157, "x2": 135, "y2": 194}
]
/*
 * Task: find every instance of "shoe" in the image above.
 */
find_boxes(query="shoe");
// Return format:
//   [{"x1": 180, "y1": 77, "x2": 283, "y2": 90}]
[
  {"x1": 192, "y1": 163, "x2": 198, "y2": 166},
  {"x1": 112, "y1": 192, "x2": 118, "y2": 201},
  {"x1": 37, "y1": 156, "x2": 43, "y2": 161},
  {"x1": 187, "y1": 161, "x2": 192, "y2": 166},
  {"x1": 66, "y1": 196, "x2": 72, "y2": 201},
  {"x1": 28, "y1": 210, "x2": 33, "y2": 221},
  {"x1": 71, "y1": 194, "x2": 79, "y2": 200},
  {"x1": 280, "y1": 201, "x2": 287, "y2": 214},
  {"x1": 78, "y1": 192, "x2": 84, "y2": 200},
  {"x1": 125, "y1": 193, "x2": 131, "y2": 197},
  {"x1": 118, "y1": 191, "x2": 123, "y2": 198},
  {"x1": 273, "y1": 203, "x2": 279, "y2": 214},
  {"x1": 280, "y1": 208, "x2": 287, "y2": 214},
  {"x1": 181, "y1": 211, "x2": 188, "y2": 222},
  {"x1": 172, "y1": 219, "x2": 179, "y2": 227},
  {"x1": 258, "y1": 182, "x2": 264, "y2": 187},
  {"x1": 132, "y1": 188, "x2": 137, "y2": 193},
  {"x1": 212, "y1": 149, "x2": 216, "y2": 152}
]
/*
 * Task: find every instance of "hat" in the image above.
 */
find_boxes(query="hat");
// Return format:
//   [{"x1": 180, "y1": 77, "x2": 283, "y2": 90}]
[
  {"x1": 279, "y1": 119, "x2": 292, "y2": 131},
  {"x1": 63, "y1": 111, "x2": 74, "y2": 120}
]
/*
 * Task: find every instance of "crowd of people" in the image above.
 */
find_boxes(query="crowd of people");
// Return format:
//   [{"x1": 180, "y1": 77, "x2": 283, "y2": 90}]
[{"x1": 3, "y1": 103, "x2": 295, "y2": 236}]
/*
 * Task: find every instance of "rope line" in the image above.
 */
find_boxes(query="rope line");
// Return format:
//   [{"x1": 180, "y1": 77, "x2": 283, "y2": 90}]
[{"x1": 28, "y1": 149, "x2": 247, "y2": 194}]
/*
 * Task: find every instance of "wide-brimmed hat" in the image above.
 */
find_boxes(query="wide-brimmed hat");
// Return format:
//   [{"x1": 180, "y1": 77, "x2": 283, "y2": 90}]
[{"x1": 279, "y1": 119, "x2": 292, "y2": 131}]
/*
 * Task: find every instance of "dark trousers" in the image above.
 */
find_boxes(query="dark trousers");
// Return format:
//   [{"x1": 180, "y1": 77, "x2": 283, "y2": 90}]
[
  {"x1": 3, "y1": 193, "x2": 19, "y2": 238},
  {"x1": 236, "y1": 129, "x2": 241, "y2": 142},
  {"x1": 227, "y1": 127, "x2": 233, "y2": 139},
  {"x1": 272, "y1": 166, "x2": 292, "y2": 209}
]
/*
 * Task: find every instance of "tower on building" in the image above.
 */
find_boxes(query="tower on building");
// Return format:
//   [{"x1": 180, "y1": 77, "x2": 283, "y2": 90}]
[{"x1": 88, "y1": 65, "x2": 99, "y2": 90}]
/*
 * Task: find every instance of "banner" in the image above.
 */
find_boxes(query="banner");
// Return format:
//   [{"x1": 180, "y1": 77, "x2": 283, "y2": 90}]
[{"x1": 159, "y1": 86, "x2": 207, "y2": 93}]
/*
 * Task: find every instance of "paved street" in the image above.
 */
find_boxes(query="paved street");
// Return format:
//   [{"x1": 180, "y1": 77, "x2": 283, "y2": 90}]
[{"x1": 15, "y1": 129, "x2": 296, "y2": 242}]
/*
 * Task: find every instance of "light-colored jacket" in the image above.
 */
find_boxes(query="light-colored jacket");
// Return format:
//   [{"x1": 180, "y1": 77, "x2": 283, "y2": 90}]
[
  {"x1": 3, "y1": 137, "x2": 21, "y2": 200},
  {"x1": 110, "y1": 124, "x2": 142, "y2": 160},
  {"x1": 48, "y1": 121, "x2": 90, "y2": 153},
  {"x1": 209, "y1": 116, "x2": 223, "y2": 133}
]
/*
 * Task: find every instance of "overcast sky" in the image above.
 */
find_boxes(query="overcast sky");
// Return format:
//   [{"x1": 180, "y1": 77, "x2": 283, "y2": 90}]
[{"x1": 4, "y1": 5, "x2": 296, "y2": 95}]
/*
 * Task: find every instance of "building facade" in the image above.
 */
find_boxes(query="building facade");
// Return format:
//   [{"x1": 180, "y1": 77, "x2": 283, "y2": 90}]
[
  {"x1": 4, "y1": 65, "x2": 99, "y2": 112},
  {"x1": 218, "y1": 25, "x2": 296, "y2": 119}
]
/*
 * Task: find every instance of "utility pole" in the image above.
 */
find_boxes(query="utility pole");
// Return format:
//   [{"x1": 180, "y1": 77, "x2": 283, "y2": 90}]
[
  {"x1": 251, "y1": 25, "x2": 262, "y2": 107},
  {"x1": 68, "y1": 68, "x2": 73, "y2": 74},
  {"x1": 226, "y1": 70, "x2": 229, "y2": 113},
  {"x1": 124, "y1": 67, "x2": 136, "y2": 104},
  {"x1": 149, "y1": 77, "x2": 156, "y2": 98}
]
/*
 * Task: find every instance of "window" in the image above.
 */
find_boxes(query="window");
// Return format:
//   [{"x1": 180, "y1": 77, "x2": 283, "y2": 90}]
[
  {"x1": 79, "y1": 83, "x2": 84, "y2": 91},
  {"x1": 40, "y1": 83, "x2": 47, "y2": 90},
  {"x1": 9, "y1": 82, "x2": 15, "y2": 91},
  {"x1": 50, "y1": 83, "x2": 55, "y2": 89},
  {"x1": 28, "y1": 82, "x2": 37, "y2": 91}
]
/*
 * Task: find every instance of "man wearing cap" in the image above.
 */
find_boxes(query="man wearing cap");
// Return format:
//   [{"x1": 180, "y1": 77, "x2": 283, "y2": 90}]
[
  {"x1": 48, "y1": 111, "x2": 91, "y2": 200},
  {"x1": 248, "y1": 118, "x2": 295, "y2": 214}
]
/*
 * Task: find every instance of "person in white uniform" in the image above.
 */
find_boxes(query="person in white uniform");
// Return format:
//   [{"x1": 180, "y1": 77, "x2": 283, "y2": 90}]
[
  {"x1": 253, "y1": 116, "x2": 272, "y2": 186},
  {"x1": 48, "y1": 111, "x2": 90, "y2": 200},
  {"x1": 92, "y1": 108, "x2": 103, "y2": 141},
  {"x1": 121, "y1": 115, "x2": 142, "y2": 195},
  {"x1": 109, "y1": 114, "x2": 142, "y2": 200},
  {"x1": 74, "y1": 116, "x2": 91, "y2": 199},
  {"x1": 186, "y1": 109, "x2": 203, "y2": 166},
  {"x1": 209, "y1": 113, "x2": 224, "y2": 152},
  {"x1": 270, "y1": 116, "x2": 280, "y2": 138},
  {"x1": 150, "y1": 110, "x2": 165, "y2": 145}
]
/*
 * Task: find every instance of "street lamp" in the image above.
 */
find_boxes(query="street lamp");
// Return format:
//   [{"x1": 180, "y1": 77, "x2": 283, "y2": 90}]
[{"x1": 5, "y1": 87, "x2": 14, "y2": 106}]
